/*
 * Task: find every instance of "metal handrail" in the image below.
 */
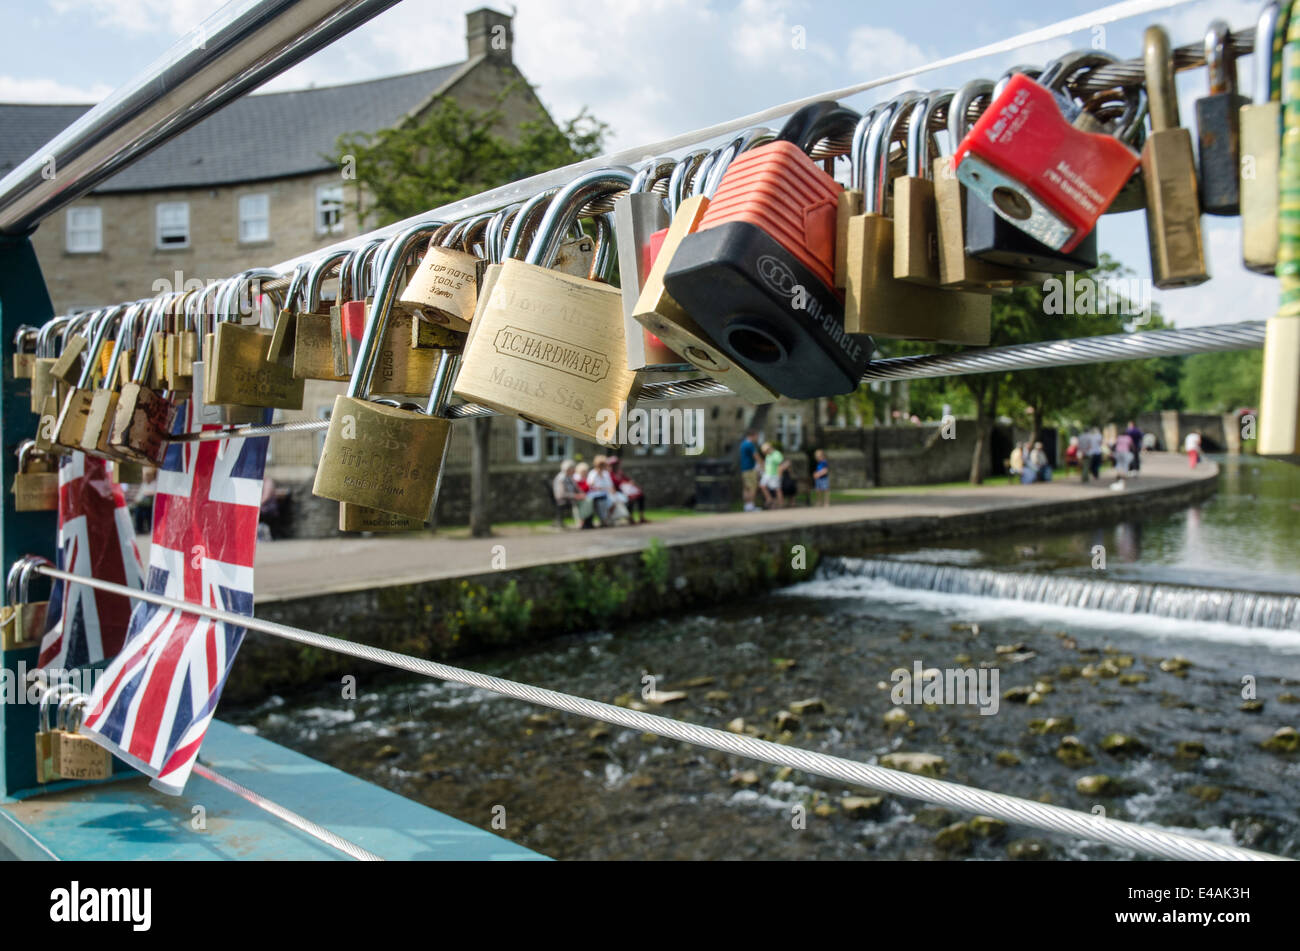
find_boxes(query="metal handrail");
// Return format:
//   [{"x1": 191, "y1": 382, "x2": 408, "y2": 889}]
[{"x1": 0, "y1": 0, "x2": 400, "y2": 235}]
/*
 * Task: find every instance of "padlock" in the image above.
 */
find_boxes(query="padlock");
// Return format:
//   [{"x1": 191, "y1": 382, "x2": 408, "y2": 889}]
[
  {"x1": 399, "y1": 213, "x2": 490, "y2": 333},
  {"x1": 53, "y1": 308, "x2": 119, "y2": 451},
  {"x1": 663, "y1": 102, "x2": 872, "y2": 398},
  {"x1": 844, "y1": 95, "x2": 992, "y2": 345},
  {"x1": 11, "y1": 441, "x2": 59, "y2": 512},
  {"x1": 48, "y1": 311, "x2": 95, "y2": 386},
  {"x1": 206, "y1": 269, "x2": 306, "y2": 409},
  {"x1": 81, "y1": 301, "x2": 148, "y2": 460},
  {"x1": 35, "y1": 684, "x2": 77, "y2": 782},
  {"x1": 455, "y1": 168, "x2": 642, "y2": 437},
  {"x1": 894, "y1": 90, "x2": 950, "y2": 284},
  {"x1": 314, "y1": 223, "x2": 460, "y2": 520},
  {"x1": 1242, "y1": 1, "x2": 1288, "y2": 272},
  {"x1": 48, "y1": 692, "x2": 83, "y2": 782},
  {"x1": 294, "y1": 248, "x2": 353, "y2": 382},
  {"x1": 1195, "y1": 20, "x2": 1250, "y2": 216},
  {"x1": 58, "y1": 698, "x2": 112, "y2": 781},
  {"x1": 29, "y1": 316, "x2": 70, "y2": 414},
  {"x1": 267, "y1": 263, "x2": 311, "y2": 363},
  {"x1": 954, "y1": 51, "x2": 1139, "y2": 258},
  {"x1": 109, "y1": 299, "x2": 178, "y2": 464},
  {"x1": 12, "y1": 325, "x2": 37, "y2": 380},
  {"x1": 1141, "y1": 24, "x2": 1209, "y2": 289},
  {"x1": 10, "y1": 555, "x2": 53, "y2": 648},
  {"x1": 331, "y1": 239, "x2": 385, "y2": 377},
  {"x1": 338, "y1": 496, "x2": 427, "y2": 533}
]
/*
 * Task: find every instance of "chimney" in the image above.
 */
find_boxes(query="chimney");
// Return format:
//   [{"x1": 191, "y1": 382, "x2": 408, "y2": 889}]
[{"x1": 466, "y1": 7, "x2": 513, "y2": 64}]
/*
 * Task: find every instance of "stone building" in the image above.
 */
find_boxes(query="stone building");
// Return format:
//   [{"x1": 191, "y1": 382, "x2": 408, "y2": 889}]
[{"x1": 3, "y1": 7, "x2": 820, "y2": 531}]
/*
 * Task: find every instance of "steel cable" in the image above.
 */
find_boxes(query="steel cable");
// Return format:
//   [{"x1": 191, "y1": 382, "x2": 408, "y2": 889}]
[{"x1": 35, "y1": 565, "x2": 1287, "y2": 862}]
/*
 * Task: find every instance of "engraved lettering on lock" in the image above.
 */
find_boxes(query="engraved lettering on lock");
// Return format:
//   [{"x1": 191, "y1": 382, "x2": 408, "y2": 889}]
[
  {"x1": 755, "y1": 255, "x2": 865, "y2": 363},
  {"x1": 492, "y1": 326, "x2": 609, "y2": 382},
  {"x1": 488, "y1": 365, "x2": 547, "y2": 398}
]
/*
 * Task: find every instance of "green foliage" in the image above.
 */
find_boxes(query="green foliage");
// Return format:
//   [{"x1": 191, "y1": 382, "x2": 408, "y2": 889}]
[
  {"x1": 333, "y1": 82, "x2": 609, "y2": 227},
  {"x1": 1180, "y1": 349, "x2": 1261, "y2": 413},
  {"x1": 559, "y1": 563, "x2": 631, "y2": 628},
  {"x1": 640, "y1": 538, "x2": 670, "y2": 595},
  {"x1": 445, "y1": 579, "x2": 534, "y2": 645}
]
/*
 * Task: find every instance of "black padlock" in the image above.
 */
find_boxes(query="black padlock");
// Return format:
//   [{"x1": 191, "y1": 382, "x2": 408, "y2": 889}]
[
  {"x1": 661, "y1": 101, "x2": 872, "y2": 399},
  {"x1": 1195, "y1": 19, "x2": 1249, "y2": 216}
]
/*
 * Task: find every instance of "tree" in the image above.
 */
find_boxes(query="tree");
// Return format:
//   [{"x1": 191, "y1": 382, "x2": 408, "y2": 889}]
[
  {"x1": 1181, "y1": 349, "x2": 1261, "y2": 412},
  {"x1": 333, "y1": 83, "x2": 609, "y2": 535}
]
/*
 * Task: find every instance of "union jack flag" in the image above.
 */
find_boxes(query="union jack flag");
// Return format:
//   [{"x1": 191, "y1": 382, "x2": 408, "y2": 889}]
[
  {"x1": 83, "y1": 400, "x2": 269, "y2": 795},
  {"x1": 38, "y1": 452, "x2": 143, "y2": 669}
]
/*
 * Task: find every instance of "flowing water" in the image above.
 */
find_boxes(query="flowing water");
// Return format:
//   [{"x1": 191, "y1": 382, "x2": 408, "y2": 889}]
[{"x1": 232, "y1": 456, "x2": 1300, "y2": 860}]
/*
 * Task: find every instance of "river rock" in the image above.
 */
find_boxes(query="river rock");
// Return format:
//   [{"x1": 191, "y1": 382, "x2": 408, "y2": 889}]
[
  {"x1": 774, "y1": 766, "x2": 793, "y2": 782},
  {"x1": 1028, "y1": 716, "x2": 1074, "y2": 735},
  {"x1": 587, "y1": 724, "x2": 610, "y2": 740},
  {"x1": 772, "y1": 658, "x2": 797, "y2": 672},
  {"x1": 1114, "y1": 654, "x2": 1135, "y2": 668},
  {"x1": 704, "y1": 690, "x2": 730, "y2": 702},
  {"x1": 1005, "y1": 651, "x2": 1038, "y2": 664},
  {"x1": 934, "y1": 821, "x2": 971, "y2": 853},
  {"x1": 1261, "y1": 726, "x2": 1300, "y2": 754},
  {"x1": 1082, "y1": 660, "x2": 1120, "y2": 678},
  {"x1": 374, "y1": 744, "x2": 401, "y2": 760},
  {"x1": 1118, "y1": 672, "x2": 1149, "y2": 686},
  {"x1": 730, "y1": 770, "x2": 760, "y2": 788},
  {"x1": 1174, "y1": 740, "x2": 1207, "y2": 759},
  {"x1": 841, "y1": 795, "x2": 884, "y2": 819},
  {"x1": 880, "y1": 752, "x2": 947, "y2": 778},
  {"x1": 725, "y1": 717, "x2": 746, "y2": 734},
  {"x1": 1007, "y1": 838, "x2": 1050, "y2": 860},
  {"x1": 996, "y1": 643, "x2": 1027, "y2": 655},
  {"x1": 1033, "y1": 680, "x2": 1054, "y2": 694},
  {"x1": 883, "y1": 708, "x2": 910, "y2": 726},
  {"x1": 1278, "y1": 693, "x2": 1300, "y2": 704},
  {"x1": 526, "y1": 712, "x2": 556, "y2": 727},
  {"x1": 645, "y1": 689, "x2": 687, "y2": 705},
  {"x1": 790, "y1": 697, "x2": 825, "y2": 715},
  {"x1": 995, "y1": 750, "x2": 1021, "y2": 767},
  {"x1": 1101, "y1": 732, "x2": 1144, "y2": 755},
  {"x1": 587, "y1": 746, "x2": 610, "y2": 760},
  {"x1": 813, "y1": 803, "x2": 835, "y2": 818},
  {"x1": 773, "y1": 710, "x2": 800, "y2": 731},
  {"x1": 968, "y1": 815, "x2": 1007, "y2": 839},
  {"x1": 680, "y1": 676, "x2": 715, "y2": 688},
  {"x1": 1160, "y1": 656, "x2": 1193, "y2": 674},
  {"x1": 1056, "y1": 736, "x2": 1095, "y2": 767},
  {"x1": 954, "y1": 653, "x2": 972, "y2": 664},
  {"x1": 1188, "y1": 784, "x2": 1222, "y2": 802},
  {"x1": 1075, "y1": 774, "x2": 1114, "y2": 795},
  {"x1": 1003, "y1": 685, "x2": 1035, "y2": 703},
  {"x1": 1026, "y1": 691, "x2": 1044, "y2": 705},
  {"x1": 1240, "y1": 700, "x2": 1264, "y2": 713},
  {"x1": 1057, "y1": 665, "x2": 1081, "y2": 680},
  {"x1": 913, "y1": 807, "x2": 955, "y2": 828},
  {"x1": 627, "y1": 774, "x2": 656, "y2": 790}
]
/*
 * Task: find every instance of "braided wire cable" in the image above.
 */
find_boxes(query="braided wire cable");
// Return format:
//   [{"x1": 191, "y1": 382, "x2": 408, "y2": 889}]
[
  {"x1": 192, "y1": 763, "x2": 383, "y2": 861},
  {"x1": 168, "y1": 321, "x2": 1268, "y2": 441},
  {"x1": 36, "y1": 565, "x2": 1286, "y2": 862}
]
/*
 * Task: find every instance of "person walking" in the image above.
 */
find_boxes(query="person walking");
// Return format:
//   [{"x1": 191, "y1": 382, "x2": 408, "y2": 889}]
[
  {"x1": 739, "y1": 429, "x2": 760, "y2": 512},
  {"x1": 812, "y1": 449, "x2": 830, "y2": 507},
  {"x1": 1185, "y1": 430, "x2": 1202, "y2": 468},
  {"x1": 1125, "y1": 420, "x2": 1144, "y2": 476},
  {"x1": 760, "y1": 441, "x2": 786, "y2": 508},
  {"x1": 1085, "y1": 426, "x2": 1104, "y2": 483},
  {"x1": 1114, "y1": 430, "x2": 1134, "y2": 479}
]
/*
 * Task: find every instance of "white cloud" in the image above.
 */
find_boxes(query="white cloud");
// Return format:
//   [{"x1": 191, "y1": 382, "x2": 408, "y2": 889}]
[
  {"x1": 846, "y1": 25, "x2": 932, "y2": 80},
  {"x1": 49, "y1": 0, "x2": 218, "y2": 36},
  {"x1": 0, "y1": 75, "x2": 110, "y2": 103}
]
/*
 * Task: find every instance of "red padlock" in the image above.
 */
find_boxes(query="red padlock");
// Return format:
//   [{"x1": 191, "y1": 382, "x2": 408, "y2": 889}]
[{"x1": 952, "y1": 72, "x2": 1139, "y2": 253}]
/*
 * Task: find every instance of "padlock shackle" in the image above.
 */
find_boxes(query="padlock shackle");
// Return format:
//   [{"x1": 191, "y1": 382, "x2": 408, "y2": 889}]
[
  {"x1": 668, "y1": 150, "x2": 708, "y2": 214},
  {"x1": 451, "y1": 211, "x2": 494, "y2": 255},
  {"x1": 219, "y1": 268, "x2": 281, "y2": 328},
  {"x1": 1143, "y1": 26, "x2": 1179, "y2": 133},
  {"x1": 907, "y1": 89, "x2": 953, "y2": 179},
  {"x1": 15, "y1": 439, "x2": 38, "y2": 477},
  {"x1": 775, "y1": 100, "x2": 860, "y2": 153},
  {"x1": 861, "y1": 92, "x2": 923, "y2": 213},
  {"x1": 1254, "y1": 1, "x2": 1285, "y2": 103},
  {"x1": 35, "y1": 315, "x2": 70, "y2": 358},
  {"x1": 631, "y1": 155, "x2": 677, "y2": 194},
  {"x1": 56, "y1": 692, "x2": 81, "y2": 732},
  {"x1": 420, "y1": 349, "x2": 460, "y2": 417},
  {"x1": 194, "y1": 281, "x2": 223, "y2": 338},
  {"x1": 130, "y1": 296, "x2": 171, "y2": 385},
  {"x1": 1203, "y1": 19, "x2": 1234, "y2": 95},
  {"x1": 352, "y1": 238, "x2": 389, "y2": 300},
  {"x1": 505, "y1": 188, "x2": 559, "y2": 260},
  {"x1": 346, "y1": 220, "x2": 447, "y2": 401},
  {"x1": 282, "y1": 262, "x2": 310, "y2": 315},
  {"x1": 994, "y1": 64, "x2": 1041, "y2": 100},
  {"x1": 589, "y1": 212, "x2": 616, "y2": 283},
  {"x1": 12, "y1": 324, "x2": 37, "y2": 354},
  {"x1": 100, "y1": 301, "x2": 146, "y2": 391},
  {"x1": 700, "y1": 127, "x2": 777, "y2": 198},
  {"x1": 61, "y1": 310, "x2": 98, "y2": 358},
  {"x1": 39, "y1": 681, "x2": 79, "y2": 735},
  {"x1": 18, "y1": 554, "x2": 52, "y2": 606},
  {"x1": 7, "y1": 556, "x2": 27, "y2": 604},
  {"x1": 485, "y1": 204, "x2": 519, "y2": 264},
  {"x1": 75, "y1": 304, "x2": 124, "y2": 390},
  {"x1": 523, "y1": 167, "x2": 635, "y2": 267},
  {"x1": 305, "y1": 247, "x2": 350, "y2": 313}
]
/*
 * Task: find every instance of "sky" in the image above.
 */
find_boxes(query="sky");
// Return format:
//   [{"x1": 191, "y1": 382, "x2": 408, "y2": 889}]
[{"x1": 0, "y1": 0, "x2": 1278, "y2": 328}]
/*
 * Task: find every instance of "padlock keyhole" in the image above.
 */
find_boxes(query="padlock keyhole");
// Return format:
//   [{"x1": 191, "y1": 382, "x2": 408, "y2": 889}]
[
  {"x1": 726, "y1": 321, "x2": 788, "y2": 365},
  {"x1": 992, "y1": 186, "x2": 1033, "y2": 221}
]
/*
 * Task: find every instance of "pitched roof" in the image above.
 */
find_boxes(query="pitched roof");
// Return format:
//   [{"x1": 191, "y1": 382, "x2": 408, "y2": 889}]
[{"x1": 0, "y1": 62, "x2": 465, "y2": 192}]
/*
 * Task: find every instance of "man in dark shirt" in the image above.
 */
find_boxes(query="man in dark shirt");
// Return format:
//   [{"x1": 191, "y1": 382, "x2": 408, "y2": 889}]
[
  {"x1": 1125, "y1": 420, "x2": 1144, "y2": 475},
  {"x1": 739, "y1": 429, "x2": 759, "y2": 512}
]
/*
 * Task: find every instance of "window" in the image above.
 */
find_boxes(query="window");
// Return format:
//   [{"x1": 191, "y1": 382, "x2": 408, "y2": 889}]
[
  {"x1": 316, "y1": 184, "x2": 344, "y2": 235},
  {"x1": 156, "y1": 202, "x2": 190, "y2": 249},
  {"x1": 544, "y1": 430, "x2": 571, "y2": 461},
  {"x1": 65, "y1": 206, "x2": 102, "y2": 253},
  {"x1": 517, "y1": 420, "x2": 540, "y2": 462},
  {"x1": 778, "y1": 412, "x2": 803, "y2": 451},
  {"x1": 238, "y1": 193, "x2": 269, "y2": 243}
]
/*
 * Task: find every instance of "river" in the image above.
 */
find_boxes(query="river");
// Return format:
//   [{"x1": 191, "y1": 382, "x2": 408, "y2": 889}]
[{"x1": 230, "y1": 456, "x2": 1300, "y2": 860}]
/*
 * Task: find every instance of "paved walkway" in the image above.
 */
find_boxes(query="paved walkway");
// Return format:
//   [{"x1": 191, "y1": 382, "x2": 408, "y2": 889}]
[{"x1": 139, "y1": 453, "x2": 1213, "y2": 602}]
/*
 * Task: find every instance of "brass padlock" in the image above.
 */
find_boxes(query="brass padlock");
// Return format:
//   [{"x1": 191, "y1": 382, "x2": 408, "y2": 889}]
[
  {"x1": 456, "y1": 168, "x2": 640, "y2": 440},
  {"x1": 163, "y1": 289, "x2": 199, "y2": 395},
  {"x1": 58, "y1": 698, "x2": 112, "y2": 781},
  {"x1": 399, "y1": 215, "x2": 490, "y2": 333},
  {"x1": 4, "y1": 555, "x2": 51, "y2": 650},
  {"x1": 82, "y1": 301, "x2": 148, "y2": 459},
  {"x1": 294, "y1": 248, "x2": 352, "y2": 382},
  {"x1": 314, "y1": 224, "x2": 460, "y2": 521},
  {"x1": 338, "y1": 498, "x2": 427, "y2": 533},
  {"x1": 11, "y1": 440, "x2": 59, "y2": 512},
  {"x1": 267, "y1": 263, "x2": 311, "y2": 364},
  {"x1": 12, "y1": 325, "x2": 37, "y2": 379},
  {"x1": 1141, "y1": 25, "x2": 1208, "y2": 289},
  {"x1": 894, "y1": 90, "x2": 948, "y2": 285},
  {"x1": 29, "y1": 316, "x2": 72, "y2": 414},
  {"x1": 52, "y1": 307, "x2": 119, "y2": 451},
  {"x1": 35, "y1": 685, "x2": 77, "y2": 783},
  {"x1": 49, "y1": 312, "x2": 95, "y2": 386},
  {"x1": 1241, "y1": 1, "x2": 1287, "y2": 272},
  {"x1": 206, "y1": 270, "x2": 306, "y2": 410},
  {"x1": 109, "y1": 298, "x2": 179, "y2": 465},
  {"x1": 844, "y1": 95, "x2": 991, "y2": 344}
]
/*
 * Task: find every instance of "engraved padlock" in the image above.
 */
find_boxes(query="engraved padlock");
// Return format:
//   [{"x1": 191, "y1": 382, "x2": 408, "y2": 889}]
[
  {"x1": 58, "y1": 697, "x2": 112, "y2": 781},
  {"x1": 12, "y1": 325, "x2": 37, "y2": 380},
  {"x1": 294, "y1": 248, "x2": 353, "y2": 382},
  {"x1": 399, "y1": 213, "x2": 491, "y2": 334},
  {"x1": 3, "y1": 554, "x2": 52, "y2": 649},
  {"x1": 30, "y1": 315, "x2": 71, "y2": 415},
  {"x1": 35, "y1": 683, "x2": 78, "y2": 782},
  {"x1": 109, "y1": 297, "x2": 179, "y2": 464},
  {"x1": 11, "y1": 441, "x2": 59, "y2": 512},
  {"x1": 954, "y1": 51, "x2": 1140, "y2": 256},
  {"x1": 53, "y1": 307, "x2": 120, "y2": 451},
  {"x1": 206, "y1": 269, "x2": 305, "y2": 409},
  {"x1": 82, "y1": 301, "x2": 149, "y2": 459},
  {"x1": 455, "y1": 168, "x2": 641, "y2": 439}
]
